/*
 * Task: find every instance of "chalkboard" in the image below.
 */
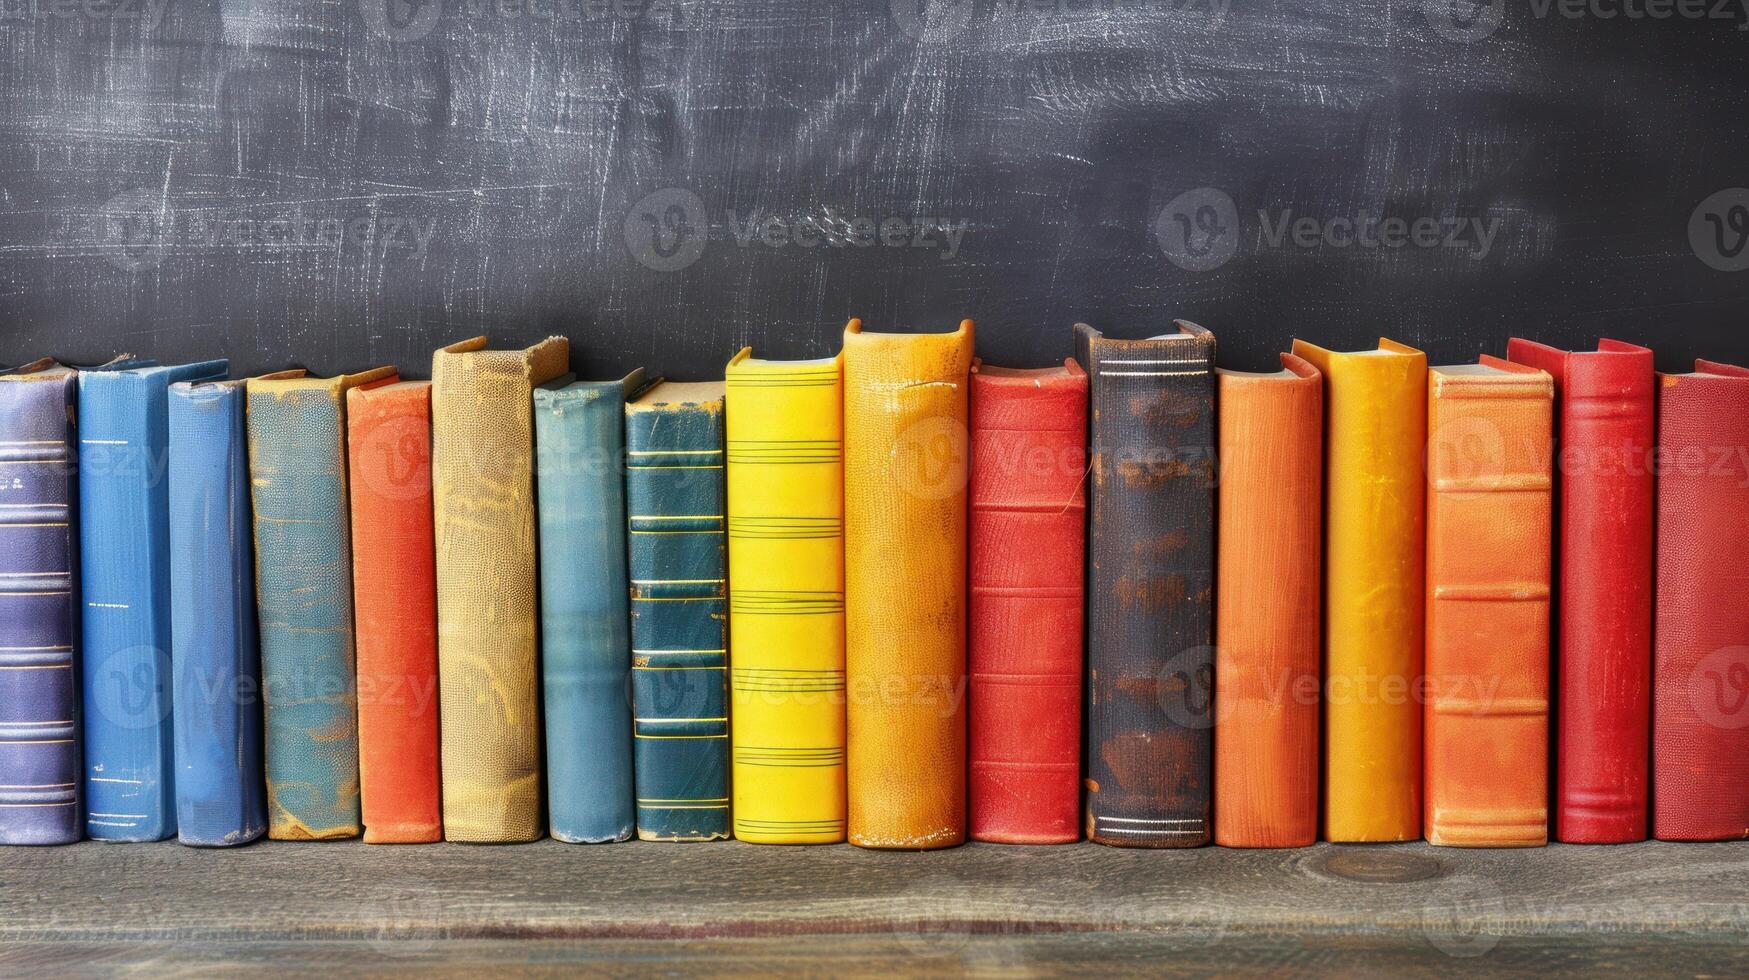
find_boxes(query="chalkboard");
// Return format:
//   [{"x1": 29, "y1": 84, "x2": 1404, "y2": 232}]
[{"x1": 2, "y1": 0, "x2": 1747, "y2": 379}]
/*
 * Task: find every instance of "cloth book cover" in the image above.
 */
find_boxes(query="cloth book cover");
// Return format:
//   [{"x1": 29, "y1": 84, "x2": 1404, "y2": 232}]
[
  {"x1": 1504, "y1": 338, "x2": 1653, "y2": 844},
  {"x1": 625, "y1": 380, "x2": 730, "y2": 842},
  {"x1": 346, "y1": 380, "x2": 443, "y2": 844},
  {"x1": 248, "y1": 367, "x2": 397, "y2": 840},
  {"x1": 1212, "y1": 354, "x2": 1322, "y2": 849},
  {"x1": 843, "y1": 319, "x2": 974, "y2": 850},
  {"x1": 725, "y1": 349, "x2": 848, "y2": 845},
  {"x1": 432, "y1": 336, "x2": 570, "y2": 842},
  {"x1": 1291, "y1": 338, "x2": 1426, "y2": 843},
  {"x1": 534, "y1": 371, "x2": 644, "y2": 844},
  {"x1": 0, "y1": 359, "x2": 85, "y2": 845},
  {"x1": 966, "y1": 358, "x2": 1086, "y2": 845},
  {"x1": 168, "y1": 375, "x2": 284, "y2": 847},
  {"x1": 1423, "y1": 358, "x2": 1553, "y2": 848},
  {"x1": 1652, "y1": 360, "x2": 1749, "y2": 841},
  {"x1": 79, "y1": 357, "x2": 228, "y2": 841},
  {"x1": 1077, "y1": 322, "x2": 1216, "y2": 848}
]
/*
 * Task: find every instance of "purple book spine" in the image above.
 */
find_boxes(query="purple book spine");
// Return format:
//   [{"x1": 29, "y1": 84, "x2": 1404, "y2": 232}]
[{"x1": 0, "y1": 363, "x2": 81, "y2": 845}]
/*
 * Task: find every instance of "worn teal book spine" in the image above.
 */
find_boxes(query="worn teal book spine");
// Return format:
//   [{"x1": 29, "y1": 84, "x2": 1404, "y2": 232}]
[
  {"x1": 247, "y1": 368, "x2": 396, "y2": 840},
  {"x1": 78, "y1": 358, "x2": 228, "y2": 842},
  {"x1": 168, "y1": 379, "x2": 268, "y2": 847},
  {"x1": 535, "y1": 371, "x2": 646, "y2": 843},
  {"x1": 625, "y1": 381, "x2": 730, "y2": 842}
]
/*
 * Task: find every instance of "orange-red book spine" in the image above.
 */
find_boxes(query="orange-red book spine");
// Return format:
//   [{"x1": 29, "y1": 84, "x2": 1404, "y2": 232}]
[{"x1": 346, "y1": 381, "x2": 443, "y2": 843}]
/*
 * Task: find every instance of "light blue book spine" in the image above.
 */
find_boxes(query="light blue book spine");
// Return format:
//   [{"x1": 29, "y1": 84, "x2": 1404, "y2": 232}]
[
  {"x1": 78, "y1": 359, "x2": 228, "y2": 841},
  {"x1": 168, "y1": 380, "x2": 267, "y2": 847},
  {"x1": 535, "y1": 371, "x2": 644, "y2": 843}
]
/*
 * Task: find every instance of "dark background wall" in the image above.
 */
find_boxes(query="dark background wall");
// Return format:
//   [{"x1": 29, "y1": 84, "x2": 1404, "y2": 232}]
[{"x1": 2, "y1": 0, "x2": 1746, "y2": 379}]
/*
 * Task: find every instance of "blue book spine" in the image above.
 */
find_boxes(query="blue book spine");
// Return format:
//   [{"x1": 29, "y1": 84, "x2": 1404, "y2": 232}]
[
  {"x1": 78, "y1": 359, "x2": 228, "y2": 842},
  {"x1": 0, "y1": 363, "x2": 81, "y2": 845},
  {"x1": 624, "y1": 382, "x2": 729, "y2": 842},
  {"x1": 168, "y1": 381, "x2": 267, "y2": 847},
  {"x1": 535, "y1": 370, "x2": 644, "y2": 844}
]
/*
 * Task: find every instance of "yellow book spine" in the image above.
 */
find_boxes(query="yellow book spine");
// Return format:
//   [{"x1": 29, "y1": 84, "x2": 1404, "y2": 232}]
[
  {"x1": 1291, "y1": 338, "x2": 1427, "y2": 842},
  {"x1": 725, "y1": 349, "x2": 847, "y2": 843}
]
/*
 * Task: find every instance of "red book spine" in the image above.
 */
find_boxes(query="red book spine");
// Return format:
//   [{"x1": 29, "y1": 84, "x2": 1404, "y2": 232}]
[
  {"x1": 1505, "y1": 338, "x2": 1653, "y2": 843},
  {"x1": 346, "y1": 382, "x2": 443, "y2": 843},
  {"x1": 968, "y1": 360, "x2": 1088, "y2": 844},
  {"x1": 1653, "y1": 360, "x2": 1749, "y2": 841}
]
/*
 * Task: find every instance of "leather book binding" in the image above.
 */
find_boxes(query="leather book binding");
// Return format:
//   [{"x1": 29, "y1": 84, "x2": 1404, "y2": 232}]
[
  {"x1": 1423, "y1": 358, "x2": 1554, "y2": 847},
  {"x1": 169, "y1": 377, "x2": 283, "y2": 847},
  {"x1": 625, "y1": 381, "x2": 730, "y2": 842},
  {"x1": 534, "y1": 371, "x2": 644, "y2": 844},
  {"x1": 80, "y1": 358, "x2": 229, "y2": 841},
  {"x1": 432, "y1": 335, "x2": 570, "y2": 842},
  {"x1": 346, "y1": 380, "x2": 442, "y2": 844},
  {"x1": 1213, "y1": 354, "x2": 1322, "y2": 849},
  {"x1": 0, "y1": 360, "x2": 83, "y2": 845},
  {"x1": 725, "y1": 350, "x2": 847, "y2": 844},
  {"x1": 843, "y1": 319, "x2": 973, "y2": 849},
  {"x1": 1077, "y1": 321, "x2": 1215, "y2": 848},
  {"x1": 248, "y1": 367, "x2": 397, "y2": 840},
  {"x1": 1291, "y1": 338, "x2": 1426, "y2": 843},
  {"x1": 967, "y1": 358, "x2": 1087, "y2": 845},
  {"x1": 1652, "y1": 360, "x2": 1749, "y2": 841},
  {"x1": 1505, "y1": 338, "x2": 1652, "y2": 844}
]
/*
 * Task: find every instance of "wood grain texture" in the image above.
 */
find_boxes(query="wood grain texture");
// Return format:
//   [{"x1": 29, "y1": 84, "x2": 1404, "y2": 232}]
[
  {"x1": 0, "y1": 841, "x2": 1746, "y2": 973},
  {"x1": 2, "y1": 2, "x2": 1747, "y2": 377}
]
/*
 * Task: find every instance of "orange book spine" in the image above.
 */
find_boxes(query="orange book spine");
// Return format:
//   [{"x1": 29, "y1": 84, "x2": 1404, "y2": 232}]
[
  {"x1": 346, "y1": 381, "x2": 443, "y2": 843},
  {"x1": 1213, "y1": 354, "x2": 1322, "y2": 848},
  {"x1": 1423, "y1": 357, "x2": 1553, "y2": 847}
]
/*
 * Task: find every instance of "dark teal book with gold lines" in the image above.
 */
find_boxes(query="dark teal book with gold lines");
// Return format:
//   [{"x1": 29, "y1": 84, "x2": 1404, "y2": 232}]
[{"x1": 625, "y1": 381, "x2": 730, "y2": 842}]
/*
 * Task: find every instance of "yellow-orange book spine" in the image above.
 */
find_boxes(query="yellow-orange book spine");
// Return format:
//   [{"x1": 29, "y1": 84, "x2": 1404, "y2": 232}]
[
  {"x1": 1291, "y1": 338, "x2": 1427, "y2": 842},
  {"x1": 431, "y1": 335, "x2": 571, "y2": 842},
  {"x1": 843, "y1": 318, "x2": 973, "y2": 849},
  {"x1": 1424, "y1": 358, "x2": 1553, "y2": 847},
  {"x1": 725, "y1": 348, "x2": 847, "y2": 844}
]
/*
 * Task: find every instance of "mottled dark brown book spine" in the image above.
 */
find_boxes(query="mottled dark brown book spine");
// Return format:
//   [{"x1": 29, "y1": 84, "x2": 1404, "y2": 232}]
[{"x1": 1075, "y1": 322, "x2": 1216, "y2": 848}]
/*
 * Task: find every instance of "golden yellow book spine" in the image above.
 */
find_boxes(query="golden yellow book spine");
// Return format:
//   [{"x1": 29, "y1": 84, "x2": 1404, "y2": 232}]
[
  {"x1": 725, "y1": 349, "x2": 847, "y2": 844},
  {"x1": 843, "y1": 319, "x2": 973, "y2": 850},
  {"x1": 1291, "y1": 338, "x2": 1427, "y2": 843},
  {"x1": 431, "y1": 335, "x2": 570, "y2": 843}
]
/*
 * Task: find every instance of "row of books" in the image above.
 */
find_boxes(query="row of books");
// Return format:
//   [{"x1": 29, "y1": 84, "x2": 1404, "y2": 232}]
[{"x1": 1, "y1": 322, "x2": 1743, "y2": 849}]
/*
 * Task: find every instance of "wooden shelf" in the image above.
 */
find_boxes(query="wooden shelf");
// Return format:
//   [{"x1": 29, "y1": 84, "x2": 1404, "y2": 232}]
[{"x1": 1, "y1": 840, "x2": 1744, "y2": 972}]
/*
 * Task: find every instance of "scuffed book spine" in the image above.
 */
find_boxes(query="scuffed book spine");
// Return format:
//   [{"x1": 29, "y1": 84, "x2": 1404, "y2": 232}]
[
  {"x1": 843, "y1": 320, "x2": 973, "y2": 850},
  {"x1": 79, "y1": 359, "x2": 227, "y2": 842},
  {"x1": 725, "y1": 351, "x2": 848, "y2": 845},
  {"x1": 625, "y1": 382, "x2": 730, "y2": 842},
  {"x1": 1077, "y1": 322, "x2": 1215, "y2": 848},
  {"x1": 432, "y1": 336, "x2": 570, "y2": 842},
  {"x1": 169, "y1": 380, "x2": 268, "y2": 847},
  {"x1": 248, "y1": 369, "x2": 395, "y2": 840},
  {"x1": 1505, "y1": 338, "x2": 1653, "y2": 843},
  {"x1": 1212, "y1": 355, "x2": 1322, "y2": 849},
  {"x1": 0, "y1": 362, "x2": 81, "y2": 845},
  {"x1": 535, "y1": 372, "x2": 642, "y2": 844},
  {"x1": 967, "y1": 360, "x2": 1086, "y2": 844},
  {"x1": 347, "y1": 381, "x2": 443, "y2": 844},
  {"x1": 1423, "y1": 360, "x2": 1552, "y2": 848}
]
